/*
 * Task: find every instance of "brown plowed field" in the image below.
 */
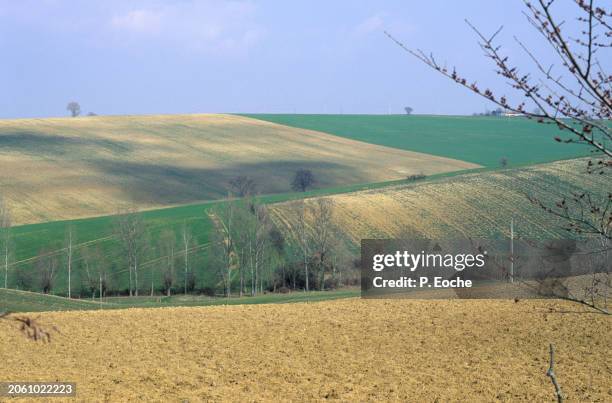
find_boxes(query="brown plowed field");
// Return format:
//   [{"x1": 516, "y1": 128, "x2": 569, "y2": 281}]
[{"x1": 1, "y1": 299, "x2": 609, "y2": 401}]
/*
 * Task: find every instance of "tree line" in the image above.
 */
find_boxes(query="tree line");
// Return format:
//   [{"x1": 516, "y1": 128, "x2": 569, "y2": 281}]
[
  {"x1": 208, "y1": 194, "x2": 357, "y2": 298},
  {"x1": 0, "y1": 169, "x2": 358, "y2": 299}
]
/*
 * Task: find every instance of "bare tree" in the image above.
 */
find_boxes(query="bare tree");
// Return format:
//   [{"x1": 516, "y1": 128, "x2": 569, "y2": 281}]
[
  {"x1": 231, "y1": 199, "x2": 253, "y2": 297},
  {"x1": 387, "y1": 0, "x2": 612, "y2": 158},
  {"x1": 113, "y1": 208, "x2": 148, "y2": 296},
  {"x1": 234, "y1": 198, "x2": 275, "y2": 296},
  {"x1": 385, "y1": 1, "x2": 611, "y2": 159},
  {"x1": 37, "y1": 249, "x2": 58, "y2": 294},
  {"x1": 64, "y1": 225, "x2": 75, "y2": 298},
  {"x1": 328, "y1": 236, "x2": 353, "y2": 289},
  {"x1": 267, "y1": 226, "x2": 287, "y2": 292},
  {"x1": 81, "y1": 245, "x2": 108, "y2": 300},
  {"x1": 286, "y1": 199, "x2": 347, "y2": 291},
  {"x1": 81, "y1": 246, "x2": 97, "y2": 299},
  {"x1": 181, "y1": 222, "x2": 194, "y2": 295},
  {"x1": 269, "y1": 228, "x2": 286, "y2": 287},
  {"x1": 66, "y1": 101, "x2": 81, "y2": 117},
  {"x1": 385, "y1": 0, "x2": 610, "y2": 312},
  {"x1": 252, "y1": 203, "x2": 273, "y2": 295},
  {"x1": 209, "y1": 199, "x2": 236, "y2": 297},
  {"x1": 209, "y1": 225, "x2": 230, "y2": 297},
  {"x1": 308, "y1": 198, "x2": 337, "y2": 290},
  {"x1": 229, "y1": 176, "x2": 257, "y2": 197},
  {"x1": 295, "y1": 200, "x2": 311, "y2": 291},
  {"x1": 291, "y1": 169, "x2": 316, "y2": 192},
  {"x1": 14, "y1": 266, "x2": 32, "y2": 290},
  {"x1": 0, "y1": 196, "x2": 12, "y2": 289},
  {"x1": 159, "y1": 229, "x2": 176, "y2": 297},
  {"x1": 578, "y1": 236, "x2": 610, "y2": 311}
]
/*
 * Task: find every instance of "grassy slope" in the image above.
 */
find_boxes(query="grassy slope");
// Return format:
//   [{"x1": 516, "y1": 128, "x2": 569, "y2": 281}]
[
  {"x1": 0, "y1": 288, "x2": 359, "y2": 313},
  {"x1": 0, "y1": 289, "x2": 107, "y2": 312},
  {"x1": 8, "y1": 169, "x2": 482, "y2": 295},
  {"x1": 270, "y1": 158, "x2": 611, "y2": 243},
  {"x1": 242, "y1": 114, "x2": 591, "y2": 166},
  {"x1": 1, "y1": 114, "x2": 599, "y2": 296},
  {"x1": 0, "y1": 113, "x2": 476, "y2": 225},
  {"x1": 104, "y1": 289, "x2": 359, "y2": 308},
  {"x1": 7, "y1": 158, "x2": 606, "y2": 296}
]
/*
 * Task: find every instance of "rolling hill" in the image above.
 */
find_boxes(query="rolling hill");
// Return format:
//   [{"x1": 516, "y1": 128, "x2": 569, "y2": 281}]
[
  {"x1": 5, "y1": 158, "x2": 606, "y2": 296},
  {"x1": 243, "y1": 114, "x2": 592, "y2": 166},
  {"x1": 0, "y1": 114, "x2": 477, "y2": 225},
  {"x1": 270, "y1": 158, "x2": 610, "y2": 243}
]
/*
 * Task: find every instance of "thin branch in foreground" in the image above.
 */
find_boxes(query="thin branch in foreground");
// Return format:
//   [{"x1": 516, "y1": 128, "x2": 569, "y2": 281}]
[
  {"x1": 546, "y1": 344, "x2": 564, "y2": 403},
  {"x1": 385, "y1": 0, "x2": 612, "y2": 157},
  {"x1": 13, "y1": 315, "x2": 58, "y2": 342},
  {"x1": 0, "y1": 312, "x2": 58, "y2": 343}
]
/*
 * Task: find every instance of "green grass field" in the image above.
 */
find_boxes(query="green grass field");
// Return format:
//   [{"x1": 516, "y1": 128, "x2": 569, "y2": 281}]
[
  {"x1": 104, "y1": 289, "x2": 359, "y2": 308},
  {"x1": 242, "y1": 114, "x2": 592, "y2": 166},
  {"x1": 5, "y1": 157, "x2": 604, "y2": 297},
  {"x1": 8, "y1": 168, "x2": 486, "y2": 295},
  {"x1": 0, "y1": 288, "x2": 359, "y2": 313},
  {"x1": 0, "y1": 289, "x2": 107, "y2": 312}
]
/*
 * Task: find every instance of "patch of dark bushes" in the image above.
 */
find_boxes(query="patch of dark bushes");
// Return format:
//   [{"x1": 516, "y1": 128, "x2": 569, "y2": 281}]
[{"x1": 406, "y1": 173, "x2": 427, "y2": 181}]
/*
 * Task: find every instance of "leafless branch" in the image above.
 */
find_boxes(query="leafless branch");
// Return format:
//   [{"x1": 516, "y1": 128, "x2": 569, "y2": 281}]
[
  {"x1": 385, "y1": 0, "x2": 612, "y2": 157},
  {"x1": 546, "y1": 344, "x2": 564, "y2": 402},
  {"x1": 0, "y1": 312, "x2": 58, "y2": 342}
]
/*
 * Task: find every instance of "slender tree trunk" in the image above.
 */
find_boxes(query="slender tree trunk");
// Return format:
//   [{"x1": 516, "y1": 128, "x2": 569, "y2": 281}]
[
  {"x1": 256, "y1": 258, "x2": 260, "y2": 295},
  {"x1": 67, "y1": 230, "x2": 72, "y2": 298},
  {"x1": 226, "y1": 266, "x2": 231, "y2": 297},
  {"x1": 298, "y1": 202, "x2": 309, "y2": 292},
  {"x1": 260, "y1": 262, "x2": 263, "y2": 295},
  {"x1": 249, "y1": 242, "x2": 255, "y2": 296},
  {"x1": 256, "y1": 245, "x2": 264, "y2": 295},
  {"x1": 3, "y1": 242, "x2": 8, "y2": 289},
  {"x1": 128, "y1": 264, "x2": 133, "y2": 297},
  {"x1": 183, "y1": 227, "x2": 189, "y2": 295},
  {"x1": 239, "y1": 258, "x2": 244, "y2": 297},
  {"x1": 320, "y1": 264, "x2": 325, "y2": 291},
  {"x1": 304, "y1": 255, "x2": 309, "y2": 292},
  {"x1": 225, "y1": 204, "x2": 232, "y2": 299},
  {"x1": 134, "y1": 256, "x2": 139, "y2": 297},
  {"x1": 1, "y1": 204, "x2": 11, "y2": 289}
]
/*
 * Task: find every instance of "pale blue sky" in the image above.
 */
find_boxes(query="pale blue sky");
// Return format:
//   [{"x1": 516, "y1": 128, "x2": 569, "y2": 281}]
[{"x1": 0, "y1": 0, "x2": 584, "y2": 118}]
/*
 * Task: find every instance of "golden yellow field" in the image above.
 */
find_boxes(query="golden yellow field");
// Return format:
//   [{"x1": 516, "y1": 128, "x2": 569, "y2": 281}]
[
  {"x1": 0, "y1": 114, "x2": 477, "y2": 225},
  {"x1": 0, "y1": 299, "x2": 609, "y2": 402},
  {"x1": 270, "y1": 158, "x2": 610, "y2": 242}
]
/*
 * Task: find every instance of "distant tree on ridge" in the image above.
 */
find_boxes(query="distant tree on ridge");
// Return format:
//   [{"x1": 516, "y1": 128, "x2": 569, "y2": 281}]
[{"x1": 66, "y1": 102, "x2": 81, "y2": 117}]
